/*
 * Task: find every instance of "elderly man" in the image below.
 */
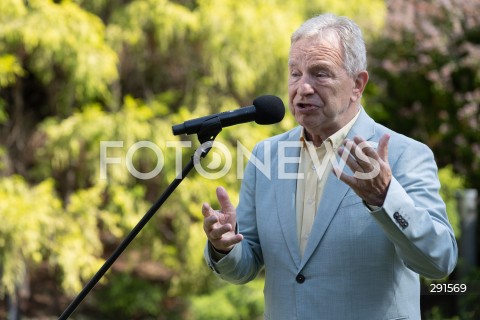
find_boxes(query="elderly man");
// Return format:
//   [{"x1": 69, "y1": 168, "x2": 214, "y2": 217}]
[{"x1": 202, "y1": 13, "x2": 457, "y2": 320}]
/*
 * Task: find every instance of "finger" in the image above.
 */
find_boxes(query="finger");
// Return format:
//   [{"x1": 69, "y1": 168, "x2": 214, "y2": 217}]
[
  {"x1": 202, "y1": 203, "x2": 213, "y2": 218},
  {"x1": 338, "y1": 145, "x2": 363, "y2": 174},
  {"x1": 350, "y1": 137, "x2": 378, "y2": 172},
  {"x1": 203, "y1": 215, "x2": 219, "y2": 232},
  {"x1": 378, "y1": 134, "x2": 390, "y2": 161},
  {"x1": 353, "y1": 136, "x2": 380, "y2": 162},
  {"x1": 221, "y1": 233, "x2": 244, "y2": 247},
  {"x1": 210, "y1": 223, "x2": 233, "y2": 240},
  {"x1": 216, "y1": 186, "x2": 235, "y2": 214}
]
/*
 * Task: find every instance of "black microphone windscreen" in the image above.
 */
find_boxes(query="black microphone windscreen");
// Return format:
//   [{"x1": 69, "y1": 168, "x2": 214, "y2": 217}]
[{"x1": 253, "y1": 95, "x2": 285, "y2": 125}]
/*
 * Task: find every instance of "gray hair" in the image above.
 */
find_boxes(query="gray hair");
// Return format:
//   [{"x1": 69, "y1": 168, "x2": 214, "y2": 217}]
[{"x1": 291, "y1": 13, "x2": 367, "y2": 76}]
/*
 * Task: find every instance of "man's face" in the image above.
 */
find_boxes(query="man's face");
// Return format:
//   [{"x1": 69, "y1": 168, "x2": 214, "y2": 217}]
[{"x1": 288, "y1": 35, "x2": 362, "y2": 139}]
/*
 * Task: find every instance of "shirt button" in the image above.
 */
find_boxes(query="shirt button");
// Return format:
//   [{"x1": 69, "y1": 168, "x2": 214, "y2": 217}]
[
  {"x1": 307, "y1": 199, "x2": 314, "y2": 205},
  {"x1": 296, "y1": 274, "x2": 305, "y2": 283}
]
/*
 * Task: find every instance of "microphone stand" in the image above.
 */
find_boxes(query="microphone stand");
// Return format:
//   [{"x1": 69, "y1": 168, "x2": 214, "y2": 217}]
[{"x1": 59, "y1": 118, "x2": 224, "y2": 319}]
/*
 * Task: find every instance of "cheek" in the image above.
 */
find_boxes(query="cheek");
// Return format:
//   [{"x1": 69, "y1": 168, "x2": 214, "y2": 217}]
[
  {"x1": 288, "y1": 86, "x2": 296, "y2": 112},
  {"x1": 288, "y1": 103, "x2": 295, "y2": 116},
  {"x1": 340, "y1": 79, "x2": 356, "y2": 99}
]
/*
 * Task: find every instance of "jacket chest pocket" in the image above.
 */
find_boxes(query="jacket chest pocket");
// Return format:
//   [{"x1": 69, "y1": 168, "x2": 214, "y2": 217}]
[{"x1": 338, "y1": 193, "x2": 363, "y2": 209}]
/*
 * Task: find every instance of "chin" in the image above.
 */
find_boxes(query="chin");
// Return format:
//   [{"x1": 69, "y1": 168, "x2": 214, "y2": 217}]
[{"x1": 295, "y1": 114, "x2": 318, "y2": 127}]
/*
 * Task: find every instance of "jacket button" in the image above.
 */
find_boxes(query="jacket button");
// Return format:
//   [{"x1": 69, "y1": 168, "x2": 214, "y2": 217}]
[{"x1": 296, "y1": 274, "x2": 305, "y2": 283}]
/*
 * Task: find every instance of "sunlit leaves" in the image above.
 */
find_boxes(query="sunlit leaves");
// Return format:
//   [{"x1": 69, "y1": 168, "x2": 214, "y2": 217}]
[
  {"x1": 0, "y1": 0, "x2": 27, "y2": 23},
  {"x1": 109, "y1": 0, "x2": 198, "y2": 49},
  {"x1": 0, "y1": 0, "x2": 118, "y2": 112},
  {"x1": 0, "y1": 176, "x2": 60, "y2": 296},
  {"x1": 301, "y1": 0, "x2": 386, "y2": 41},
  {"x1": 0, "y1": 54, "x2": 24, "y2": 87},
  {"x1": 438, "y1": 165, "x2": 465, "y2": 238},
  {"x1": 53, "y1": 184, "x2": 106, "y2": 293},
  {"x1": 197, "y1": 0, "x2": 300, "y2": 101}
]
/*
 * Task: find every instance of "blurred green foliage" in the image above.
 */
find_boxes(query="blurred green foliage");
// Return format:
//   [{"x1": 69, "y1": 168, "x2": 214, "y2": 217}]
[
  {"x1": 367, "y1": 0, "x2": 480, "y2": 190},
  {"x1": 0, "y1": 0, "x2": 477, "y2": 318},
  {"x1": 438, "y1": 165, "x2": 465, "y2": 238}
]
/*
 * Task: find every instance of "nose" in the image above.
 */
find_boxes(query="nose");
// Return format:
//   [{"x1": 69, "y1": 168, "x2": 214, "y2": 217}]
[{"x1": 297, "y1": 77, "x2": 314, "y2": 96}]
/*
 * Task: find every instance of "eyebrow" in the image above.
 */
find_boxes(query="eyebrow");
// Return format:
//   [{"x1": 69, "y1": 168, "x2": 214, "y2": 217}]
[{"x1": 288, "y1": 60, "x2": 333, "y2": 72}]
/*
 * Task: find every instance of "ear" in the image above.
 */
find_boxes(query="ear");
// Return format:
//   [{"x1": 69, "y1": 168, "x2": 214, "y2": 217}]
[{"x1": 351, "y1": 70, "x2": 369, "y2": 103}]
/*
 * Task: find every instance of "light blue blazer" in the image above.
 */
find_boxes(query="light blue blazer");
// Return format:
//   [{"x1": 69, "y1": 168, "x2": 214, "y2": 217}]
[{"x1": 205, "y1": 109, "x2": 457, "y2": 320}]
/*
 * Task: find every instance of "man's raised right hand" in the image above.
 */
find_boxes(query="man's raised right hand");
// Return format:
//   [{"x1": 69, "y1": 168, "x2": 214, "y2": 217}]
[{"x1": 202, "y1": 186, "x2": 244, "y2": 253}]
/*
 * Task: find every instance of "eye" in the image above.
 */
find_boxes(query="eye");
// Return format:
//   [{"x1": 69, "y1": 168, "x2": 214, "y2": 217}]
[
  {"x1": 290, "y1": 70, "x2": 301, "y2": 77},
  {"x1": 316, "y1": 71, "x2": 329, "y2": 78}
]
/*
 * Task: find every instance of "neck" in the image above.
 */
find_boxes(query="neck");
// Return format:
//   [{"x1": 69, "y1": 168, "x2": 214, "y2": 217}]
[
  {"x1": 304, "y1": 105, "x2": 360, "y2": 147},
  {"x1": 304, "y1": 130, "x2": 325, "y2": 147}
]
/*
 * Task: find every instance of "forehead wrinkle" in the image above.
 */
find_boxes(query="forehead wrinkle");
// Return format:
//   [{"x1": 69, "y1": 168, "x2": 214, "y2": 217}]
[{"x1": 290, "y1": 39, "x2": 344, "y2": 70}]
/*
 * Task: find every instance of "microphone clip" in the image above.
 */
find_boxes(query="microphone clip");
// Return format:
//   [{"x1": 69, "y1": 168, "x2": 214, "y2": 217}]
[{"x1": 196, "y1": 116, "x2": 223, "y2": 158}]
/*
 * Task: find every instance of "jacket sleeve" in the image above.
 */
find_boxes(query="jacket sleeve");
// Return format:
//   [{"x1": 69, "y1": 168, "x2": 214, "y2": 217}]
[
  {"x1": 204, "y1": 143, "x2": 264, "y2": 284},
  {"x1": 370, "y1": 140, "x2": 458, "y2": 279}
]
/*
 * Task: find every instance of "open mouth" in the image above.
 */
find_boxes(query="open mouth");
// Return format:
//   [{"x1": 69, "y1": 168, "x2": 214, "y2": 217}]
[{"x1": 297, "y1": 103, "x2": 318, "y2": 110}]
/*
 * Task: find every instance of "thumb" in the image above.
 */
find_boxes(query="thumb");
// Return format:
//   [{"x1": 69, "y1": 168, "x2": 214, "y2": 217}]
[{"x1": 216, "y1": 186, "x2": 235, "y2": 214}]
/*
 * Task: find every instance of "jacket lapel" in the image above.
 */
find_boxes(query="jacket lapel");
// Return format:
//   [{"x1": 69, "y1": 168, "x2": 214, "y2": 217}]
[
  {"x1": 274, "y1": 127, "x2": 302, "y2": 268},
  {"x1": 300, "y1": 109, "x2": 376, "y2": 268}
]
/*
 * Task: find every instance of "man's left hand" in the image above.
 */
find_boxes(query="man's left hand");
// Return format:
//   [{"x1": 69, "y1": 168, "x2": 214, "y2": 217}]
[{"x1": 334, "y1": 134, "x2": 391, "y2": 207}]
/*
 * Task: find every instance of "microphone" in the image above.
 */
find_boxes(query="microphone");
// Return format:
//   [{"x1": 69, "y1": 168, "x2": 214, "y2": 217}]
[{"x1": 172, "y1": 95, "x2": 285, "y2": 136}]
